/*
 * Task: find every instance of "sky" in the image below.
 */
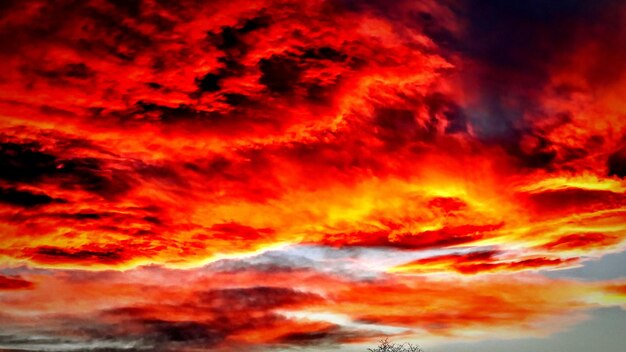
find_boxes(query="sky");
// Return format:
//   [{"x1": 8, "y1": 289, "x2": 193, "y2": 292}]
[{"x1": 0, "y1": 0, "x2": 625, "y2": 351}]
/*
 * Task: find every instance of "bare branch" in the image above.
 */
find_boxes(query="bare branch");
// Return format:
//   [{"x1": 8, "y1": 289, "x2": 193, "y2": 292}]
[{"x1": 367, "y1": 338, "x2": 424, "y2": 352}]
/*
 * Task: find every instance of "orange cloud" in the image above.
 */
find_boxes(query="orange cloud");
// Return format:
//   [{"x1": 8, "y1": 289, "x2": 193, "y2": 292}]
[
  {"x1": 0, "y1": 266, "x2": 623, "y2": 350},
  {"x1": 390, "y1": 250, "x2": 578, "y2": 275},
  {"x1": 1, "y1": 0, "x2": 626, "y2": 350}
]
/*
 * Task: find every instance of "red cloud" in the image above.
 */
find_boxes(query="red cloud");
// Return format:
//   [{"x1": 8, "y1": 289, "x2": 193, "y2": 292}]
[
  {"x1": 390, "y1": 251, "x2": 578, "y2": 275},
  {"x1": 0, "y1": 275, "x2": 34, "y2": 290},
  {"x1": 0, "y1": 0, "x2": 626, "y2": 350},
  {"x1": 0, "y1": 267, "x2": 621, "y2": 350}
]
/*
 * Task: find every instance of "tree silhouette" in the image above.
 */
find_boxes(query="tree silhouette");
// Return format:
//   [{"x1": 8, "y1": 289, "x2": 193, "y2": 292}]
[{"x1": 367, "y1": 338, "x2": 424, "y2": 352}]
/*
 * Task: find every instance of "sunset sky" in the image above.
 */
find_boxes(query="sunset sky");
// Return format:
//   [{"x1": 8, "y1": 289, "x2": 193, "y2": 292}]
[{"x1": 1, "y1": 0, "x2": 625, "y2": 351}]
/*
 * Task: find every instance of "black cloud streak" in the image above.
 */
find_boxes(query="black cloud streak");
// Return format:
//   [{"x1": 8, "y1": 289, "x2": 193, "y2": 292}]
[
  {"x1": 273, "y1": 327, "x2": 362, "y2": 347},
  {"x1": 209, "y1": 15, "x2": 271, "y2": 52},
  {"x1": 0, "y1": 142, "x2": 58, "y2": 183},
  {"x1": 0, "y1": 142, "x2": 134, "y2": 198},
  {"x1": 608, "y1": 147, "x2": 626, "y2": 178},
  {"x1": 30, "y1": 246, "x2": 126, "y2": 263},
  {"x1": 259, "y1": 54, "x2": 303, "y2": 94},
  {"x1": 141, "y1": 319, "x2": 224, "y2": 346},
  {"x1": 0, "y1": 187, "x2": 58, "y2": 208},
  {"x1": 197, "y1": 14, "x2": 272, "y2": 97},
  {"x1": 93, "y1": 286, "x2": 331, "y2": 350}
]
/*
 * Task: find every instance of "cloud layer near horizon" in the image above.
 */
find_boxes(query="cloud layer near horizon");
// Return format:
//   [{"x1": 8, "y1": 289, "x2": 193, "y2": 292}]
[{"x1": 1, "y1": 0, "x2": 625, "y2": 350}]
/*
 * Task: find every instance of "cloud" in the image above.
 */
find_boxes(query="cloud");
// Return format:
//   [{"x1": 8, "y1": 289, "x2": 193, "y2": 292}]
[
  {"x1": 22, "y1": 245, "x2": 129, "y2": 266},
  {"x1": 608, "y1": 147, "x2": 626, "y2": 178},
  {"x1": 0, "y1": 275, "x2": 33, "y2": 290},
  {"x1": 0, "y1": 0, "x2": 625, "y2": 351},
  {"x1": 390, "y1": 250, "x2": 578, "y2": 275},
  {"x1": 0, "y1": 187, "x2": 58, "y2": 208},
  {"x1": 0, "y1": 264, "x2": 623, "y2": 350},
  {"x1": 0, "y1": 0, "x2": 623, "y2": 274}
]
